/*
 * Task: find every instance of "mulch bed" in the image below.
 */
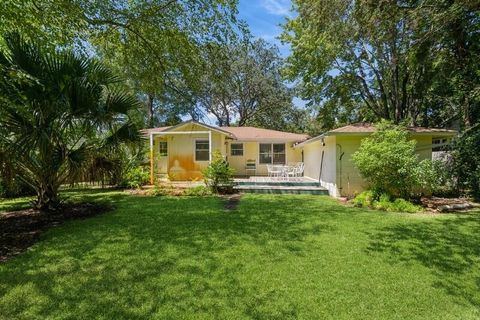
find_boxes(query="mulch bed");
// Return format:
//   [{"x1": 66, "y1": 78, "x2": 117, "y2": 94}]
[
  {"x1": 420, "y1": 196, "x2": 479, "y2": 213},
  {"x1": 0, "y1": 203, "x2": 112, "y2": 263},
  {"x1": 223, "y1": 194, "x2": 242, "y2": 210}
]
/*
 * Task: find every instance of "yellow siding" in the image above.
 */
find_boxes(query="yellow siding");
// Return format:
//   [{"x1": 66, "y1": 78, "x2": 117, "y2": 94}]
[
  {"x1": 302, "y1": 136, "x2": 338, "y2": 196},
  {"x1": 151, "y1": 123, "x2": 226, "y2": 181},
  {"x1": 335, "y1": 135, "x2": 369, "y2": 197},
  {"x1": 415, "y1": 135, "x2": 433, "y2": 160},
  {"x1": 335, "y1": 134, "x2": 436, "y2": 197},
  {"x1": 226, "y1": 141, "x2": 302, "y2": 176}
]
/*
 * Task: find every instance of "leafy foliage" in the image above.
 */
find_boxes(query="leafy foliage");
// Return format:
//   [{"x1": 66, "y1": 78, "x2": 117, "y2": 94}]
[
  {"x1": 0, "y1": 33, "x2": 140, "y2": 209},
  {"x1": 202, "y1": 151, "x2": 235, "y2": 194},
  {"x1": 352, "y1": 122, "x2": 419, "y2": 198},
  {"x1": 196, "y1": 34, "x2": 305, "y2": 131},
  {"x1": 120, "y1": 166, "x2": 150, "y2": 189},
  {"x1": 416, "y1": 159, "x2": 456, "y2": 197},
  {"x1": 282, "y1": 0, "x2": 480, "y2": 130},
  {"x1": 353, "y1": 191, "x2": 421, "y2": 213},
  {"x1": 451, "y1": 125, "x2": 480, "y2": 199}
]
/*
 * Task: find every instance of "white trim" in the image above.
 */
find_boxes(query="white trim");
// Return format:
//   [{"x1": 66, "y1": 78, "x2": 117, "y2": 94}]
[
  {"x1": 151, "y1": 131, "x2": 211, "y2": 135},
  {"x1": 208, "y1": 130, "x2": 212, "y2": 162},
  {"x1": 162, "y1": 120, "x2": 234, "y2": 137}
]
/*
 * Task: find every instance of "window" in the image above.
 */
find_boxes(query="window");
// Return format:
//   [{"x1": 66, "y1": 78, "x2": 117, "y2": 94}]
[
  {"x1": 231, "y1": 143, "x2": 243, "y2": 156},
  {"x1": 158, "y1": 141, "x2": 168, "y2": 157},
  {"x1": 195, "y1": 140, "x2": 210, "y2": 161},
  {"x1": 259, "y1": 143, "x2": 286, "y2": 164}
]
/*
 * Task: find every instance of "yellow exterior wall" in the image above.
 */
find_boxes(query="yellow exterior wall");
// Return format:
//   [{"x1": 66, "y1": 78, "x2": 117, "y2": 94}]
[
  {"x1": 414, "y1": 135, "x2": 433, "y2": 160},
  {"x1": 226, "y1": 141, "x2": 302, "y2": 176},
  {"x1": 301, "y1": 133, "x2": 438, "y2": 198},
  {"x1": 335, "y1": 135, "x2": 369, "y2": 198},
  {"x1": 302, "y1": 136, "x2": 338, "y2": 196},
  {"x1": 335, "y1": 134, "x2": 436, "y2": 197},
  {"x1": 151, "y1": 123, "x2": 226, "y2": 181}
]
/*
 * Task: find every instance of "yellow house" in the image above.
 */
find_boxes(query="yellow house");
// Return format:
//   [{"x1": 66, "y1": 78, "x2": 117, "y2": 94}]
[
  {"x1": 145, "y1": 121, "x2": 456, "y2": 197},
  {"x1": 295, "y1": 123, "x2": 457, "y2": 198},
  {"x1": 144, "y1": 121, "x2": 308, "y2": 183}
]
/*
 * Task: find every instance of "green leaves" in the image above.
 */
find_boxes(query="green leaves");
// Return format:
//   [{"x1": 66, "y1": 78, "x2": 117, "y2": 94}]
[
  {"x1": 282, "y1": 0, "x2": 480, "y2": 129},
  {"x1": 0, "y1": 34, "x2": 141, "y2": 209},
  {"x1": 352, "y1": 121, "x2": 419, "y2": 198}
]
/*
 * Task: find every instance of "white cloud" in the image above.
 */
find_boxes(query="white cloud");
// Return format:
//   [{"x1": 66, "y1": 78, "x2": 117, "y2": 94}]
[{"x1": 260, "y1": 0, "x2": 292, "y2": 17}]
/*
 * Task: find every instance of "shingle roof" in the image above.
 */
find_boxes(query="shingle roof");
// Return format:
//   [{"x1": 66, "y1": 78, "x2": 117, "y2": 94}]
[
  {"x1": 294, "y1": 123, "x2": 457, "y2": 148},
  {"x1": 142, "y1": 122, "x2": 309, "y2": 142},
  {"x1": 220, "y1": 126, "x2": 309, "y2": 141},
  {"x1": 329, "y1": 123, "x2": 457, "y2": 134}
]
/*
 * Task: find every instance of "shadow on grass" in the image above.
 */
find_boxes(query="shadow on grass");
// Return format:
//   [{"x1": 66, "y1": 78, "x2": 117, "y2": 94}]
[
  {"x1": 366, "y1": 211, "x2": 480, "y2": 307},
  {"x1": 0, "y1": 194, "x2": 339, "y2": 319}
]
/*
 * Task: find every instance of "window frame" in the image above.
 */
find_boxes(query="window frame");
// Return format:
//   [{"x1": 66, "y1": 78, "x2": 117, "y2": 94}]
[
  {"x1": 158, "y1": 141, "x2": 168, "y2": 157},
  {"x1": 194, "y1": 139, "x2": 210, "y2": 162},
  {"x1": 258, "y1": 143, "x2": 286, "y2": 165},
  {"x1": 230, "y1": 143, "x2": 244, "y2": 156}
]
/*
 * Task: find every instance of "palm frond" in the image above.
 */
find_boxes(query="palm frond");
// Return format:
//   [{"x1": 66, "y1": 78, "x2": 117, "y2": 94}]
[{"x1": 102, "y1": 121, "x2": 141, "y2": 149}]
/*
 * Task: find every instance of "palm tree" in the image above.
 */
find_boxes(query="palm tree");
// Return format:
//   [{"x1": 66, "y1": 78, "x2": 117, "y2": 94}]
[{"x1": 0, "y1": 33, "x2": 141, "y2": 210}]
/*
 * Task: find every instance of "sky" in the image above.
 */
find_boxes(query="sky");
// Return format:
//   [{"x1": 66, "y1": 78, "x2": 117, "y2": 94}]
[
  {"x1": 237, "y1": 0, "x2": 294, "y2": 57},
  {"x1": 203, "y1": 0, "x2": 301, "y2": 124}
]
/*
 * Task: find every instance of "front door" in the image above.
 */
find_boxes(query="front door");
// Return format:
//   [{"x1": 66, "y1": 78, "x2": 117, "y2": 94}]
[{"x1": 158, "y1": 140, "x2": 168, "y2": 174}]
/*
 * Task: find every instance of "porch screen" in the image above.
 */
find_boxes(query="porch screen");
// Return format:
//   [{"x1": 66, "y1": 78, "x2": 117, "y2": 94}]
[
  {"x1": 259, "y1": 143, "x2": 285, "y2": 164},
  {"x1": 195, "y1": 140, "x2": 209, "y2": 161}
]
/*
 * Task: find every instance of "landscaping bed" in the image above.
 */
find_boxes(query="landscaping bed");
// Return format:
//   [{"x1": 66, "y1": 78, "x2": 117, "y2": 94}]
[
  {"x1": 421, "y1": 196, "x2": 479, "y2": 213},
  {"x1": 0, "y1": 203, "x2": 111, "y2": 262}
]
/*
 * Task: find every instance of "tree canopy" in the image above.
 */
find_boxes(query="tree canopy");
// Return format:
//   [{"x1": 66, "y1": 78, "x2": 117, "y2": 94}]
[{"x1": 282, "y1": 0, "x2": 480, "y2": 131}]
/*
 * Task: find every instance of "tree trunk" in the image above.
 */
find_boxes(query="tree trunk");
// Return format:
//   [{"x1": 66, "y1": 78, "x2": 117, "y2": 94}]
[
  {"x1": 147, "y1": 94, "x2": 155, "y2": 128},
  {"x1": 35, "y1": 183, "x2": 60, "y2": 211}
]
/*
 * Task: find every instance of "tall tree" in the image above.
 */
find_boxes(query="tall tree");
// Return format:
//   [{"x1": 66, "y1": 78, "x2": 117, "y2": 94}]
[
  {"x1": 282, "y1": 0, "x2": 480, "y2": 130},
  {"x1": 0, "y1": 0, "x2": 239, "y2": 127},
  {"x1": 0, "y1": 33, "x2": 141, "y2": 210},
  {"x1": 197, "y1": 34, "x2": 303, "y2": 130}
]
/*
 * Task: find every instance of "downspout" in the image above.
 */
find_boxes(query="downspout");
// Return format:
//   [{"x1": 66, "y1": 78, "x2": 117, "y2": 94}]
[
  {"x1": 149, "y1": 133, "x2": 154, "y2": 184},
  {"x1": 318, "y1": 150, "x2": 324, "y2": 187},
  {"x1": 336, "y1": 144, "x2": 345, "y2": 193},
  {"x1": 318, "y1": 138, "x2": 325, "y2": 186}
]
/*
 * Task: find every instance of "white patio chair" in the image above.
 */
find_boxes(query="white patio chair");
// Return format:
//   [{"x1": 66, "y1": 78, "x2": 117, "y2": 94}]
[
  {"x1": 271, "y1": 165, "x2": 283, "y2": 179},
  {"x1": 285, "y1": 165, "x2": 297, "y2": 181},
  {"x1": 267, "y1": 164, "x2": 273, "y2": 177},
  {"x1": 296, "y1": 162, "x2": 305, "y2": 177}
]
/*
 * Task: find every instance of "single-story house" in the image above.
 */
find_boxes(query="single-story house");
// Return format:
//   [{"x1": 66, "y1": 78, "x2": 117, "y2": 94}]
[
  {"x1": 145, "y1": 121, "x2": 456, "y2": 197},
  {"x1": 295, "y1": 123, "x2": 456, "y2": 197},
  {"x1": 144, "y1": 120, "x2": 308, "y2": 181}
]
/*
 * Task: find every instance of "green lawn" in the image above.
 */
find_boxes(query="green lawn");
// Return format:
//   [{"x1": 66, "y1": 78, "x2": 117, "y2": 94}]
[{"x1": 1, "y1": 190, "x2": 480, "y2": 319}]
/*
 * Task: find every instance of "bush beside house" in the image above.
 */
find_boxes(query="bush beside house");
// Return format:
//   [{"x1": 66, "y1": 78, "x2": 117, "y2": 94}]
[
  {"x1": 351, "y1": 121, "x2": 457, "y2": 212},
  {"x1": 202, "y1": 151, "x2": 235, "y2": 194}
]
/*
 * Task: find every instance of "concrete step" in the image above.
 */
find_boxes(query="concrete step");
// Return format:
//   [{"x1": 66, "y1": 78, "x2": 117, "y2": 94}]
[
  {"x1": 235, "y1": 180, "x2": 320, "y2": 187},
  {"x1": 235, "y1": 185, "x2": 329, "y2": 195}
]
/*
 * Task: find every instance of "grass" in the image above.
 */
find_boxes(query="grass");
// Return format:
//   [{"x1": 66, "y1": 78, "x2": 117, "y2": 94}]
[{"x1": 1, "y1": 190, "x2": 480, "y2": 319}]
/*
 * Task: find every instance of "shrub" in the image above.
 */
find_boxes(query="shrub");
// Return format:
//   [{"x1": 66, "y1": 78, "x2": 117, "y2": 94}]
[
  {"x1": 353, "y1": 191, "x2": 421, "y2": 213},
  {"x1": 415, "y1": 159, "x2": 456, "y2": 197},
  {"x1": 202, "y1": 150, "x2": 235, "y2": 194},
  {"x1": 352, "y1": 190, "x2": 375, "y2": 207},
  {"x1": 352, "y1": 121, "x2": 419, "y2": 198},
  {"x1": 121, "y1": 166, "x2": 150, "y2": 189},
  {"x1": 451, "y1": 126, "x2": 480, "y2": 200},
  {"x1": 184, "y1": 186, "x2": 212, "y2": 196}
]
